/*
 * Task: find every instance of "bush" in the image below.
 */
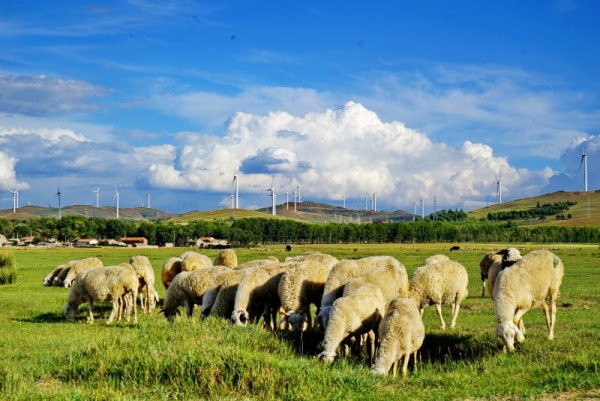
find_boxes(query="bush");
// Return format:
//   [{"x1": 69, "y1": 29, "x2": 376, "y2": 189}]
[{"x1": 0, "y1": 252, "x2": 17, "y2": 284}]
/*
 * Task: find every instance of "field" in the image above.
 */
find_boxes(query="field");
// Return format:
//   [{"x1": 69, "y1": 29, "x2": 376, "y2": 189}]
[{"x1": 1, "y1": 244, "x2": 599, "y2": 400}]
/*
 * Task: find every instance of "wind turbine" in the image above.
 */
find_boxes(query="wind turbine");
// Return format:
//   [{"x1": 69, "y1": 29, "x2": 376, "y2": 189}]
[
  {"x1": 113, "y1": 187, "x2": 120, "y2": 219},
  {"x1": 232, "y1": 166, "x2": 239, "y2": 209},
  {"x1": 8, "y1": 188, "x2": 18, "y2": 214},
  {"x1": 420, "y1": 197, "x2": 424, "y2": 219},
  {"x1": 579, "y1": 147, "x2": 588, "y2": 192},
  {"x1": 93, "y1": 187, "x2": 100, "y2": 208},
  {"x1": 372, "y1": 193, "x2": 377, "y2": 212},
  {"x1": 296, "y1": 185, "x2": 301, "y2": 204},
  {"x1": 56, "y1": 183, "x2": 62, "y2": 220},
  {"x1": 495, "y1": 173, "x2": 503, "y2": 203},
  {"x1": 413, "y1": 200, "x2": 416, "y2": 221},
  {"x1": 286, "y1": 191, "x2": 289, "y2": 210},
  {"x1": 266, "y1": 178, "x2": 276, "y2": 215},
  {"x1": 229, "y1": 193, "x2": 235, "y2": 209},
  {"x1": 292, "y1": 190, "x2": 297, "y2": 211},
  {"x1": 146, "y1": 192, "x2": 151, "y2": 209}
]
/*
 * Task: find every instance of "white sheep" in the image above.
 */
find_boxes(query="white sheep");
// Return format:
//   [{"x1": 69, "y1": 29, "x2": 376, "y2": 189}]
[
  {"x1": 43, "y1": 265, "x2": 66, "y2": 286},
  {"x1": 231, "y1": 262, "x2": 290, "y2": 328},
  {"x1": 233, "y1": 257, "x2": 279, "y2": 270},
  {"x1": 409, "y1": 255, "x2": 469, "y2": 330},
  {"x1": 214, "y1": 249, "x2": 238, "y2": 268},
  {"x1": 161, "y1": 266, "x2": 230, "y2": 322},
  {"x1": 181, "y1": 251, "x2": 213, "y2": 271},
  {"x1": 479, "y1": 248, "x2": 522, "y2": 299},
  {"x1": 371, "y1": 297, "x2": 425, "y2": 377},
  {"x1": 318, "y1": 283, "x2": 386, "y2": 363},
  {"x1": 63, "y1": 265, "x2": 138, "y2": 324},
  {"x1": 207, "y1": 269, "x2": 249, "y2": 319},
  {"x1": 201, "y1": 268, "x2": 242, "y2": 317},
  {"x1": 161, "y1": 256, "x2": 183, "y2": 289},
  {"x1": 277, "y1": 252, "x2": 339, "y2": 331},
  {"x1": 61, "y1": 257, "x2": 105, "y2": 288},
  {"x1": 128, "y1": 255, "x2": 159, "y2": 313},
  {"x1": 494, "y1": 249, "x2": 564, "y2": 352},
  {"x1": 317, "y1": 256, "x2": 405, "y2": 331}
]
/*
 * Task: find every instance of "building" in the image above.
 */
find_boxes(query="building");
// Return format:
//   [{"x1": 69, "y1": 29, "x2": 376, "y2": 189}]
[
  {"x1": 74, "y1": 238, "x2": 99, "y2": 247},
  {"x1": 120, "y1": 237, "x2": 149, "y2": 247}
]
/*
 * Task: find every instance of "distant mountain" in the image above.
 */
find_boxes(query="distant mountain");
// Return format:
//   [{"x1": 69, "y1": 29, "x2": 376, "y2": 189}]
[{"x1": 0, "y1": 205, "x2": 174, "y2": 220}]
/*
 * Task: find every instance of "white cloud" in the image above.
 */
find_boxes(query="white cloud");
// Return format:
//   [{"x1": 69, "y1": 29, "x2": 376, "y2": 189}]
[
  {"x1": 140, "y1": 102, "x2": 555, "y2": 209},
  {"x1": 0, "y1": 151, "x2": 29, "y2": 191},
  {"x1": 544, "y1": 134, "x2": 600, "y2": 192}
]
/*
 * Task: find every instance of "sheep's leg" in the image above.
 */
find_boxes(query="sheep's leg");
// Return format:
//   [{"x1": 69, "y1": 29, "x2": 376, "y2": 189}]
[
  {"x1": 481, "y1": 280, "x2": 486, "y2": 298},
  {"x1": 392, "y1": 359, "x2": 398, "y2": 377},
  {"x1": 401, "y1": 353, "x2": 410, "y2": 378},
  {"x1": 306, "y1": 309, "x2": 313, "y2": 331},
  {"x1": 434, "y1": 303, "x2": 446, "y2": 330},
  {"x1": 450, "y1": 301, "x2": 461, "y2": 329},
  {"x1": 184, "y1": 299, "x2": 194, "y2": 318},
  {"x1": 513, "y1": 308, "x2": 528, "y2": 342},
  {"x1": 413, "y1": 350, "x2": 418, "y2": 373},
  {"x1": 131, "y1": 289, "x2": 138, "y2": 323},
  {"x1": 86, "y1": 300, "x2": 94, "y2": 323},
  {"x1": 107, "y1": 299, "x2": 119, "y2": 325},
  {"x1": 547, "y1": 291, "x2": 558, "y2": 340}
]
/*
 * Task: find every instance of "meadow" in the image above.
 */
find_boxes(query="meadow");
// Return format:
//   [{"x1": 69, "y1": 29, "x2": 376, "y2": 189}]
[{"x1": 0, "y1": 243, "x2": 599, "y2": 400}]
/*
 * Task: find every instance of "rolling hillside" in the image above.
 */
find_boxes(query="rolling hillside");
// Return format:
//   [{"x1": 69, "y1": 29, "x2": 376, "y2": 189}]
[
  {"x1": 0, "y1": 205, "x2": 174, "y2": 220},
  {"x1": 468, "y1": 190, "x2": 600, "y2": 227}
]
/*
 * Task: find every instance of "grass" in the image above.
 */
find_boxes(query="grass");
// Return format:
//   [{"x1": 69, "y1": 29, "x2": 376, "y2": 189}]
[
  {"x1": 0, "y1": 251, "x2": 17, "y2": 284},
  {"x1": 0, "y1": 244, "x2": 599, "y2": 400}
]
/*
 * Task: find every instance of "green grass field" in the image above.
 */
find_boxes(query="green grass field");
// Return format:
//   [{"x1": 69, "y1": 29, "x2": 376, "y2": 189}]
[{"x1": 1, "y1": 244, "x2": 599, "y2": 400}]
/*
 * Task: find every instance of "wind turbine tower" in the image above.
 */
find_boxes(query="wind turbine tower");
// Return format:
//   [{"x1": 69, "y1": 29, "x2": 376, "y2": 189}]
[
  {"x1": 93, "y1": 187, "x2": 100, "y2": 208},
  {"x1": 413, "y1": 200, "x2": 416, "y2": 221},
  {"x1": 9, "y1": 189, "x2": 18, "y2": 214},
  {"x1": 579, "y1": 148, "x2": 588, "y2": 192},
  {"x1": 56, "y1": 183, "x2": 62, "y2": 220},
  {"x1": 114, "y1": 187, "x2": 120, "y2": 219},
  {"x1": 372, "y1": 193, "x2": 377, "y2": 212},
  {"x1": 267, "y1": 178, "x2": 276, "y2": 216},
  {"x1": 147, "y1": 192, "x2": 151, "y2": 209},
  {"x1": 496, "y1": 174, "x2": 503, "y2": 203},
  {"x1": 286, "y1": 191, "x2": 289, "y2": 210},
  {"x1": 420, "y1": 197, "x2": 424, "y2": 219},
  {"x1": 232, "y1": 166, "x2": 239, "y2": 209}
]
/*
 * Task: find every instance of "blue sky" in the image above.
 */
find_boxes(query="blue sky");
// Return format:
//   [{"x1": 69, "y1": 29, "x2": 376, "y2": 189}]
[{"x1": 0, "y1": 0, "x2": 599, "y2": 213}]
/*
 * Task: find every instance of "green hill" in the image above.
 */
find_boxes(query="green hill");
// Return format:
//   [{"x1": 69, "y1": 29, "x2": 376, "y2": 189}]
[
  {"x1": 468, "y1": 190, "x2": 600, "y2": 226},
  {"x1": 0, "y1": 205, "x2": 173, "y2": 220}
]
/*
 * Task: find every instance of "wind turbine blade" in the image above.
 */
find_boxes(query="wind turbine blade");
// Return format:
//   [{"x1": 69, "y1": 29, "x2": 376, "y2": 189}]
[{"x1": 579, "y1": 155, "x2": 584, "y2": 172}]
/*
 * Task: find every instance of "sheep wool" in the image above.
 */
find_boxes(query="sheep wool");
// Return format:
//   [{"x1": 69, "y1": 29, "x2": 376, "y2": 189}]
[
  {"x1": 161, "y1": 256, "x2": 183, "y2": 289},
  {"x1": 371, "y1": 297, "x2": 425, "y2": 377},
  {"x1": 62, "y1": 257, "x2": 104, "y2": 288},
  {"x1": 201, "y1": 269, "x2": 241, "y2": 317},
  {"x1": 409, "y1": 256, "x2": 469, "y2": 330},
  {"x1": 180, "y1": 251, "x2": 213, "y2": 272},
  {"x1": 128, "y1": 255, "x2": 159, "y2": 313},
  {"x1": 63, "y1": 265, "x2": 138, "y2": 324},
  {"x1": 214, "y1": 249, "x2": 238, "y2": 268},
  {"x1": 209, "y1": 269, "x2": 248, "y2": 318},
  {"x1": 44, "y1": 265, "x2": 66, "y2": 286},
  {"x1": 318, "y1": 283, "x2": 386, "y2": 363},
  {"x1": 494, "y1": 249, "x2": 564, "y2": 352}
]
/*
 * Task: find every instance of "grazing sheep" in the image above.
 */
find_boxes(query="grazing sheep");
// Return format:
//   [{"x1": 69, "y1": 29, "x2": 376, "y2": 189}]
[
  {"x1": 214, "y1": 249, "x2": 238, "y2": 268},
  {"x1": 232, "y1": 257, "x2": 279, "y2": 271},
  {"x1": 450, "y1": 245, "x2": 461, "y2": 252},
  {"x1": 371, "y1": 297, "x2": 425, "y2": 377},
  {"x1": 318, "y1": 283, "x2": 386, "y2": 363},
  {"x1": 161, "y1": 256, "x2": 183, "y2": 289},
  {"x1": 63, "y1": 265, "x2": 138, "y2": 324},
  {"x1": 479, "y1": 248, "x2": 522, "y2": 298},
  {"x1": 278, "y1": 253, "x2": 339, "y2": 331},
  {"x1": 285, "y1": 245, "x2": 292, "y2": 252},
  {"x1": 180, "y1": 251, "x2": 213, "y2": 272},
  {"x1": 409, "y1": 255, "x2": 469, "y2": 330},
  {"x1": 201, "y1": 269, "x2": 242, "y2": 317},
  {"x1": 128, "y1": 255, "x2": 159, "y2": 313},
  {"x1": 317, "y1": 256, "x2": 405, "y2": 331},
  {"x1": 231, "y1": 262, "x2": 290, "y2": 328},
  {"x1": 43, "y1": 265, "x2": 66, "y2": 286},
  {"x1": 62, "y1": 257, "x2": 104, "y2": 288},
  {"x1": 494, "y1": 249, "x2": 564, "y2": 352},
  {"x1": 208, "y1": 269, "x2": 248, "y2": 319},
  {"x1": 161, "y1": 266, "x2": 230, "y2": 322}
]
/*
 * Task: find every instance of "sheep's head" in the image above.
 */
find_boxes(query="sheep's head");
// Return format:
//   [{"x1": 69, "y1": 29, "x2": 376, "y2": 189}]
[
  {"x1": 63, "y1": 303, "x2": 77, "y2": 321},
  {"x1": 496, "y1": 321, "x2": 524, "y2": 352},
  {"x1": 281, "y1": 310, "x2": 308, "y2": 332},
  {"x1": 160, "y1": 307, "x2": 180, "y2": 323},
  {"x1": 370, "y1": 365, "x2": 388, "y2": 376},
  {"x1": 231, "y1": 309, "x2": 250, "y2": 326},
  {"x1": 496, "y1": 248, "x2": 522, "y2": 270},
  {"x1": 317, "y1": 351, "x2": 337, "y2": 363}
]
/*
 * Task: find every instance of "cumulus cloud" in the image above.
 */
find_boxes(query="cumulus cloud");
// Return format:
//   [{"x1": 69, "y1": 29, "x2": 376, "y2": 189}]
[
  {"x1": 544, "y1": 134, "x2": 600, "y2": 192},
  {"x1": 140, "y1": 102, "x2": 555, "y2": 209},
  {"x1": 0, "y1": 74, "x2": 104, "y2": 115},
  {"x1": 0, "y1": 151, "x2": 29, "y2": 191}
]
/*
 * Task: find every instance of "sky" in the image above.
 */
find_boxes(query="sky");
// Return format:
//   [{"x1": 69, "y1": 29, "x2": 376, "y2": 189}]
[{"x1": 0, "y1": 0, "x2": 599, "y2": 214}]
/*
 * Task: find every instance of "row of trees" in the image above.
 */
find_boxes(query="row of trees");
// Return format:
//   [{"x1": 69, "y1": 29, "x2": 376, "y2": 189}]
[
  {"x1": 487, "y1": 201, "x2": 577, "y2": 221},
  {"x1": 1, "y1": 216, "x2": 599, "y2": 246}
]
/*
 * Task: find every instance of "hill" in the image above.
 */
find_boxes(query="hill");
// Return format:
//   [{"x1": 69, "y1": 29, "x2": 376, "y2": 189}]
[
  {"x1": 468, "y1": 190, "x2": 600, "y2": 227},
  {"x1": 171, "y1": 208, "x2": 292, "y2": 222},
  {"x1": 0, "y1": 205, "x2": 173, "y2": 220}
]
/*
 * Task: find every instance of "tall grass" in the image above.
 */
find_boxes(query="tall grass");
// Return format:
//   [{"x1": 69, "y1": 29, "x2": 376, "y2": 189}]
[{"x1": 0, "y1": 251, "x2": 16, "y2": 284}]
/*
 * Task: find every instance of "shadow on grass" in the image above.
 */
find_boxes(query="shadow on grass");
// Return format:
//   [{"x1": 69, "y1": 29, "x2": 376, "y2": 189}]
[
  {"x1": 277, "y1": 329, "x2": 324, "y2": 356},
  {"x1": 16, "y1": 304, "x2": 119, "y2": 324},
  {"x1": 420, "y1": 332, "x2": 494, "y2": 363}
]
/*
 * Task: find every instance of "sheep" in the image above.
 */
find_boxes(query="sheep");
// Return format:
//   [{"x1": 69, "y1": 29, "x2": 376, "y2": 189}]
[
  {"x1": 207, "y1": 269, "x2": 249, "y2": 319},
  {"x1": 61, "y1": 257, "x2": 104, "y2": 288},
  {"x1": 180, "y1": 251, "x2": 213, "y2": 272},
  {"x1": 409, "y1": 255, "x2": 469, "y2": 330},
  {"x1": 161, "y1": 256, "x2": 183, "y2": 289},
  {"x1": 479, "y1": 248, "x2": 522, "y2": 298},
  {"x1": 371, "y1": 297, "x2": 425, "y2": 377},
  {"x1": 161, "y1": 266, "x2": 230, "y2": 322},
  {"x1": 63, "y1": 265, "x2": 138, "y2": 324},
  {"x1": 317, "y1": 256, "x2": 406, "y2": 331},
  {"x1": 494, "y1": 249, "x2": 564, "y2": 352},
  {"x1": 232, "y1": 257, "x2": 279, "y2": 270},
  {"x1": 231, "y1": 262, "x2": 291, "y2": 329},
  {"x1": 128, "y1": 255, "x2": 159, "y2": 313},
  {"x1": 318, "y1": 283, "x2": 386, "y2": 363},
  {"x1": 277, "y1": 252, "x2": 339, "y2": 331},
  {"x1": 214, "y1": 249, "x2": 238, "y2": 268},
  {"x1": 201, "y1": 269, "x2": 243, "y2": 317},
  {"x1": 43, "y1": 265, "x2": 66, "y2": 286}
]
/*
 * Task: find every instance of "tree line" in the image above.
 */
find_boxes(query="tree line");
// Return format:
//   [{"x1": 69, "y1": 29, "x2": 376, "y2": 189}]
[
  {"x1": 487, "y1": 201, "x2": 577, "y2": 221},
  {"x1": 1, "y1": 215, "x2": 598, "y2": 246}
]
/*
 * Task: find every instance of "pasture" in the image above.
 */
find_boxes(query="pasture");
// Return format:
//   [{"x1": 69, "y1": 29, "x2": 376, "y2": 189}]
[{"x1": 0, "y1": 243, "x2": 599, "y2": 400}]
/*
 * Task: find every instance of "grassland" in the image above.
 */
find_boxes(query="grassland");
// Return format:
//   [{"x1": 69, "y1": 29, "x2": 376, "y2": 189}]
[{"x1": 1, "y1": 244, "x2": 599, "y2": 400}]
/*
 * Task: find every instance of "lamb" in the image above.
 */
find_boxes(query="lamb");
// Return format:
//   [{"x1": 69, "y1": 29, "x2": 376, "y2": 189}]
[
  {"x1": 161, "y1": 266, "x2": 230, "y2": 322},
  {"x1": 63, "y1": 265, "x2": 138, "y2": 324},
  {"x1": 128, "y1": 255, "x2": 159, "y2": 313},
  {"x1": 317, "y1": 256, "x2": 406, "y2": 331},
  {"x1": 61, "y1": 257, "x2": 104, "y2": 287},
  {"x1": 214, "y1": 249, "x2": 238, "y2": 268},
  {"x1": 479, "y1": 248, "x2": 522, "y2": 298},
  {"x1": 277, "y1": 252, "x2": 339, "y2": 331},
  {"x1": 409, "y1": 255, "x2": 469, "y2": 330},
  {"x1": 43, "y1": 265, "x2": 66, "y2": 286},
  {"x1": 318, "y1": 283, "x2": 386, "y2": 363},
  {"x1": 231, "y1": 262, "x2": 290, "y2": 328},
  {"x1": 494, "y1": 249, "x2": 564, "y2": 352},
  {"x1": 371, "y1": 297, "x2": 425, "y2": 377},
  {"x1": 161, "y1": 256, "x2": 182, "y2": 289}
]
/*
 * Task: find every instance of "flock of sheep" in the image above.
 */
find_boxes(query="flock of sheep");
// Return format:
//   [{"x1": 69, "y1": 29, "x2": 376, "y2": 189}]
[{"x1": 43, "y1": 247, "x2": 564, "y2": 377}]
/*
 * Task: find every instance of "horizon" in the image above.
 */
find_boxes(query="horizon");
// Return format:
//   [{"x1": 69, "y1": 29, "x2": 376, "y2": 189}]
[{"x1": 1, "y1": 1, "x2": 599, "y2": 213}]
